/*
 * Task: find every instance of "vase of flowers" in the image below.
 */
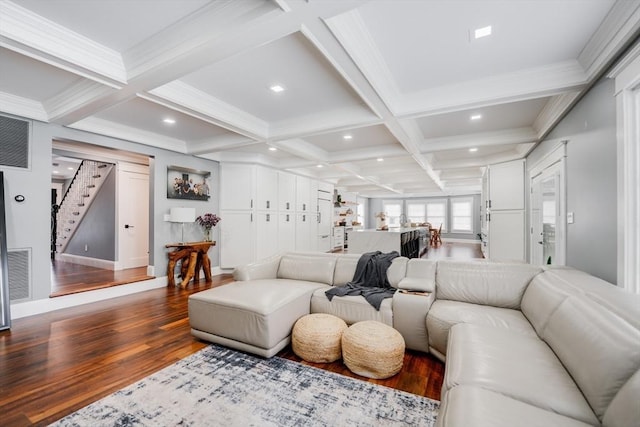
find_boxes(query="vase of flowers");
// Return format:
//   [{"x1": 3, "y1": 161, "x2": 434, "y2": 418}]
[{"x1": 196, "y1": 213, "x2": 221, "y2": 242}]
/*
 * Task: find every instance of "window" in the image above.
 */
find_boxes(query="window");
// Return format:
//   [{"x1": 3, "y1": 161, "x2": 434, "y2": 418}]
[
  {"x1": 426, "y1": 200, "x2": 447, "y2": 231},
  {"x1": 407, "y1": 202, "x2": 426, "y2": 223},
  {"x1": 382, "y1": 200, "x2": 402, "y2": 227},
  {"x1": 451, "y1": 197, "x2": 473, "y2": 233},
  {"x1": 356, "y1": 198, "x2": 366, "y2": 228}
]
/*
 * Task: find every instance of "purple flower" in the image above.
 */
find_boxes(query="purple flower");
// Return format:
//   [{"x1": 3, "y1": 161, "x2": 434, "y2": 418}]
[{"x1": 196, "y1": 213, "x2": 221, "y2": 228}]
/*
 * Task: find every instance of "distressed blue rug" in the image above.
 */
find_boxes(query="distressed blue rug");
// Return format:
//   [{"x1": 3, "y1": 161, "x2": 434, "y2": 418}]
[{"x1": 51, "y1": 345, "x2": 439, "y2": 426}]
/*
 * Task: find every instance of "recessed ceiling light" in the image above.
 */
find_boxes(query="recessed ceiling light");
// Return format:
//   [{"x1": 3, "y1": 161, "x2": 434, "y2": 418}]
[
  {"x1": 268, "y1": 147, "x2": 277, "y2": 151},
  {"x1": 270, "y1": 84, "x2": 285, "y2": 93},
  {"x1": 343, "y1": 134, "x2": 353, "y2": 140},
  {"x1": 377, "y1": 158, "x2": 384, "y2": 162},
  {"x1": 53, "y1": 170, "x2": 59, "y2": 174},
  {"x1": 469, "y1": 147, "x2": 478, "y2": 152},
  {"x1": 67, "y1": 167, "x2": 74, "y2": 170},
  {"x1": 316, "y1": 164, "x2": 323, "y2": 168},
  {"x1": 470, "y1": 114, "x2": 482, "y2": 121},
  {"x1": 474, "y1": 25, "x2": 492, "y2": 39},
  {"x1": 163, "y1": 118, "x2": 176, "y2": 124}
]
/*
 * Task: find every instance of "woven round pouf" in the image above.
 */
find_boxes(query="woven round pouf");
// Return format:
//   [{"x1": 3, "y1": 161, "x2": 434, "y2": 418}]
[
  {"x1": 292, "y1": 313, "x2": 348, "y2": 363},
  {"x1": 341, "y1": 320, "x2": 405, "y2": 379}
]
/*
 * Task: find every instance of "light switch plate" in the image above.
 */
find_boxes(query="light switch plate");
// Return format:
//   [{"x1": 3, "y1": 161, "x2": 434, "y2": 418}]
[{"x1": 567, "y1": 212, "x2": 574, "y2": 224}]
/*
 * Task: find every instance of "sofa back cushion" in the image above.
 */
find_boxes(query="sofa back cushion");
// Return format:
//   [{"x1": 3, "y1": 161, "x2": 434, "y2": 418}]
[
  {"x1": 521, "y1": 272, "x2": 571, "y2": 334},
  {"x1": 603, "y1": 369, "x2": 640, "y2": 427},
  {"x1": 541, "y1": 295, "x2": 640, "y2": 422},
  {"x1": 277, "y1": 253, "x2": 337, "y2": 285},
  {"x1": 387, "y1": 257, "x2": 408, "y2": 288},
  {"x1": 436, "y1": 260, "x2": 542, "y2": 309},
  {"x1": 397, "y1": 259, "x2": 436, "y2": 292},
  {"x1": 333, "y1": 254, "x2": 361, "y2": 286}
]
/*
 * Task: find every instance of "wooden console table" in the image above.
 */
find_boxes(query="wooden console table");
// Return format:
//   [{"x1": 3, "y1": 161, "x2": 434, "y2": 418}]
[{"x1": 166, "y1": 241, "x2": 215, "y2": 288}]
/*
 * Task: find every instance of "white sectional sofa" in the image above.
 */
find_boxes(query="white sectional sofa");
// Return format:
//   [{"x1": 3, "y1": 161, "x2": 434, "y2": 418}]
[{"x1": 188, "y1": 252, "x2": 640, "y2": 427}]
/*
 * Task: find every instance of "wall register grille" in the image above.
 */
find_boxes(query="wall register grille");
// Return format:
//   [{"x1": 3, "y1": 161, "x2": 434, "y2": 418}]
[
  {"x1": 0, "y1": 115, "x2": 30, "y2": 169},
  {"x1": 8, "y1": 249, "x2": 30, "y2": 301}
]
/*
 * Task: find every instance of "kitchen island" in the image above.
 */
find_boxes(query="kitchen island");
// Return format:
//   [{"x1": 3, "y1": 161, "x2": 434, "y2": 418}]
[{"x1": 348, "y1": 227, "x2": 429, "y2": 258}]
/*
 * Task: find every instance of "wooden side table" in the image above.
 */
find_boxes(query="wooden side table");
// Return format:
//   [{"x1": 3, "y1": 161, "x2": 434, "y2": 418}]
[{"x1": 166, "y1": 241, "x2": 215, "y2": 288}]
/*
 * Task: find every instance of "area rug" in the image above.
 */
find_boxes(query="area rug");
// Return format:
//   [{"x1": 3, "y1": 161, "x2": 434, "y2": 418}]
[{"x1": 51, "y1": 344, "x2": 439, "y2": 426}]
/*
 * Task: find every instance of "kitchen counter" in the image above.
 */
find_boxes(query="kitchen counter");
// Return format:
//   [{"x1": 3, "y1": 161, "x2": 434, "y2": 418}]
[{"x1": 348, "y1": 227, "x2": 429, "y2": 257}]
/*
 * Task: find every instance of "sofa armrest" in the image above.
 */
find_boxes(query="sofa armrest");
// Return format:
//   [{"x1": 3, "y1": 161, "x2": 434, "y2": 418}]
[
  {"x1": 392, "y1": 291, "x2": 434, "y2": 352},
  {"x1": 233, "y1": 254, "x2": 282, "y2": 281}
]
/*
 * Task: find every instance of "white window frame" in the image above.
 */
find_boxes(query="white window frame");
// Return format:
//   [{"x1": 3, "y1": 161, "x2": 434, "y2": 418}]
[
  {"x1": 425, "y1": 199, "x2": 447, "y2": 232},
  {"x1": 382, "y1": 200, "x2": 402, "y2": 228},
  {"x1": 450, "y1": 197, "x2": 474, "y2": 234}
]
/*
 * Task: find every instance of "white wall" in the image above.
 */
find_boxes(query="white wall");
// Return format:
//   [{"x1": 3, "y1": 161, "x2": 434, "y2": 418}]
[
  {"x1": 1, "y1": 117, "x2": 220, "y2": 306},
  {"x1": 528, "y1": 78, "x2": 618, "y2": 284}
]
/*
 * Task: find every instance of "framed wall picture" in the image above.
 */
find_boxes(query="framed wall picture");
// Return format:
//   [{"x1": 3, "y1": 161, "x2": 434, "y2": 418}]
[{"x1": 167, "y1": 166, "x2": 211, "y2": 201}]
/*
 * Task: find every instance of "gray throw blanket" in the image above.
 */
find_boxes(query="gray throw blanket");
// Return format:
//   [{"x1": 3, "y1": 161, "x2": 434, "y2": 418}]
[{"x1": 325, "y1": 251, "x2": 400, "y2": 310}]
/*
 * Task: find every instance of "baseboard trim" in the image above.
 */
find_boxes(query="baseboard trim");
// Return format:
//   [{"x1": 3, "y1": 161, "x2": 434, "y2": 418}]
[{"x1": 56, "y1": 253, "x2": 117, "y2": 270}]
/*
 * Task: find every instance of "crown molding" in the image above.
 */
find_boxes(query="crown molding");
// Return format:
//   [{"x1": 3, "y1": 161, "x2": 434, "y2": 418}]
[
  {"x1": 0, "y1": 92, "x2": 47, "y2": 122},
  {"x1": 268, "y1": 138, "x2": 330, "y2": 163},
  {"x1": 578, "y1": 0, "x2": 640, "y2": 80},
  {"x1": 420, "y1": 127, "x2": 537, "y2": 153},
  {"x1": 148, "y1": 81, "x2": 269, "y2": 139},
  {"x1": 0, "y1": 1, "x2": 126, "y2": 85},
  {"x1": 44, "y1": 80, "x2": 116, "y2": 123},
  {"x1": 269, "y1": 107, "x2": 380, "y2": 140},
  {"x1": 326, "y1": 145, "x2": 407, "y2": 163},
  {"x1": 398, "y1": 60, "x2": 587, "y2": 118},
  {"x1": 68, "y1": 117, "x2": 187, "y2": 153},
  {"x1": 187, "y1": 135, "x2": 256, "y2": 155},
  {"x1": 533, "y1": 91, "x2": 581, "y2": 137}
]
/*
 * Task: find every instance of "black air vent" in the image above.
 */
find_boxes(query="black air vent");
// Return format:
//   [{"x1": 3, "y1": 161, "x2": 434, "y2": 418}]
[{"x1": 0, "y1": 115, "x2": 30, "y2": 169}]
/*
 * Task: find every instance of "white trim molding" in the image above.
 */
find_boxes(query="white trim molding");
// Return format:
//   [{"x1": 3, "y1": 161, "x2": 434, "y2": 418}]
[{"x1": 609, "y1": 42, "x2": 640, "y2": 293}]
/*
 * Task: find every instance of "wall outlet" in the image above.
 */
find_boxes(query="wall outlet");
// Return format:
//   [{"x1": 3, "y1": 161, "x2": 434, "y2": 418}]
[
  {"x1": 84, "y1": 244, "x2": 89, "y2": 252},
  {"x1": 567, "y1": 212, "x2": 574, "y2": 224}
]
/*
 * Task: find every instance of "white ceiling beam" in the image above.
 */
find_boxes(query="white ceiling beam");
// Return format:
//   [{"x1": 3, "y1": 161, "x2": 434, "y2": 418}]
[
  {"x1": 420, "y1": 127, "x2": 537, "y2": 153},
  {"x1": 0, "y1": 91, "x2": 48, "y2": 122}
]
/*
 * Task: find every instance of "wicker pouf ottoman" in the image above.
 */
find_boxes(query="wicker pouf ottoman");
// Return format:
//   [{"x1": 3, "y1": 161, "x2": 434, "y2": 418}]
[
  {"x1": 342, "y1": 320, "x2": 405, "y2": 379},
  {"x1": 292, "y1": 313, "x2": 348, "y2": 363}
]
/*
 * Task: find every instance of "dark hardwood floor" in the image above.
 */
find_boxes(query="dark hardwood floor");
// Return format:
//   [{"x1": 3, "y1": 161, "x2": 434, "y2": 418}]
[
  {"x1": 50, "y1": 259, "x2": 154, "y2": 297},
  {"x1": 423, "y1": 240, "x2": 483, "y2": 259},
  {"x1": 1, "y1": 273, "x2": 445, "y2": 426}
]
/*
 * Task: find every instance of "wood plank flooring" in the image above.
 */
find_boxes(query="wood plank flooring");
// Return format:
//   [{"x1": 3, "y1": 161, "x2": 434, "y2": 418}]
[
  {"x1": 50, "y1": 260, "x2": 154, "y2": 297},
  {"x1": 1, "y1": 274, "x2": 445, "y2": 426}
]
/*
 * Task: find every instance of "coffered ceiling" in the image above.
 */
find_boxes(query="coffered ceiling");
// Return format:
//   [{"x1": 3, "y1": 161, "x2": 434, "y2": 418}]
[{"x1": 1, "y1": 0, "x2": 639, "y2": 197}]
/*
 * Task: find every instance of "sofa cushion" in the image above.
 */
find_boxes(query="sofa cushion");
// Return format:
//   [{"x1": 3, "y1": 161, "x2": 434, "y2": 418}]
[
  {"x1": 332, "y1": 254, "x2": 361, "y2": 286},
  {"x1": 387, "y1": 256, "x2": 408, "y2": 287},
  {"x1": 436, "y1": 260, "x2": 542, "y2": 309},
  {"x1": 437, "y1": 385, "x2": 595, "y2": 427},
  {"x1": 397, "y1": 259, "x2": 436, "y2": 292},
  {"x1": 603, "y1": 369, "x2": 640, "y2": 427},
  {"x1": 443, "y1": 323, "x2": 599, "y2": 425},
  {"x1": 541, "y1": 295, "x2": 640, "y2": 422},
  {"x1": 426, "y1": 300, "x2": 537, "y2": 357},
  {"x1": 310, "y1": 288, "x2": 393, "y2": 326},
  {"x1": 189, "y1": 279, "x2": 330, "y2": 350},
  {"x1": 277, "y1": 253, "x2": 337, "y2": 285}
]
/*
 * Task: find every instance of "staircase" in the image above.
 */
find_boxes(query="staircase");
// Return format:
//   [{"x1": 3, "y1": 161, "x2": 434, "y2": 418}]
[{"x1": 54, "y1": 160, "x2": 114, "y2": 254}]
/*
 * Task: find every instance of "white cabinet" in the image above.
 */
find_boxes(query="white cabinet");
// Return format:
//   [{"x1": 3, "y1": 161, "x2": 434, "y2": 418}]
[
  {"x1": 296, "y1": 212, "x2": 313, "y2": 252},
  {"x1": 256, "y1": 167, "x2": 278, "y2": 212},
  {"x1": 278, "y1": 172, "x2": 296, "y2": 212},
  {"x1": 220, "y1": 211, "x2": 254, "y2": 269},
  {"x1": 220, "y1": 163, "x2": 254, "y2": 210},
  {"x1": 483, "y1": 159, "x2": 525, "y2": 261},
  {"x1": 296, "y1": 175, "x2": 311, "y2": 212},
  {"x1": 278, "y1": 212, "x2": 296, "y2": 252},
  {"x1": 256, "y1": 211, "x2": 278, "y2": 260},
  {"x1": 333, "y1": 226, "x2": 344, "y2": 249}
]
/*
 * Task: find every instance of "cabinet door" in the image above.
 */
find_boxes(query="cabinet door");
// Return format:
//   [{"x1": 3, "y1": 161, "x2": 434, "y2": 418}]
[
  {"x1": 256, "y1": 167, "x2": 278, "y2": 212},
  {"x1": 278, "y1": 172, "x2": 296, "y2": 212},
  {"x1": 295, "y1": 212, "x2": 312, "y2": 251},
  {"x1": 488, "y1": 160, "x2": 524, "y2": 210},
  {"x1": 220, "y1": 211, "x2": 254, "y2": 268},
  {"x1": 488, "y1": 210, "x2": 525, "y2": 261},
  {"x1": 296, "y1": 175, "x2": 311, "y2": 212},
  {"x1": 220, "y1": 164, "x2": 254, "y2": 210},
  {"x1": 278, "y1": 212, "x2": 296, "y2": 253},
  {"x1": 256, "y1": 212, "x2": 278, "y2": 260}
]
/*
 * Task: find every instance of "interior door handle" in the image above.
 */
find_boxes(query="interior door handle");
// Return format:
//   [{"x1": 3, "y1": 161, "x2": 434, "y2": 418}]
[{"x1": 125, "y1": 224, "x2": 134, "y2": 229}]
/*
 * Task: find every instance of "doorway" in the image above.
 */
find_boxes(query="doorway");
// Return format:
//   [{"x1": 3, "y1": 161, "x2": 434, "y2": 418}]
[
  {"x1": 50, "y1": 142, "x2": 153, "y2": 296},
  {"x1": 530, "y1": 159, "x2": 566, "y2": 266}
]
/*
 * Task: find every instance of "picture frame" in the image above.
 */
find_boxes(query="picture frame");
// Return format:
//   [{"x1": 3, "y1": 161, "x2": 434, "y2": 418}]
[{"x1": 167, "y1": 165, "x2": 211, "y2": 201}]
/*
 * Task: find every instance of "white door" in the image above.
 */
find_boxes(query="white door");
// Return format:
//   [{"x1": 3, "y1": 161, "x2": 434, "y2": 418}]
[
  {"x1": 530, "y1": 162, "x2": 565, "y2": 265},
  {"x1": 278, "y1": 212, "x2": 296, "y2": 253},
  {"x1": 118, "y1": 165, "x2": 149, "y2": 269},
  {"x1": 256, "y1": 212, "x2": 278, "y2": 260},
  {"x1": 488, "y1": 210, "x2": 525, "y2": 261},
  {"x1": 295, "y1": 212, "x2": 312, "y2": 251}
]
